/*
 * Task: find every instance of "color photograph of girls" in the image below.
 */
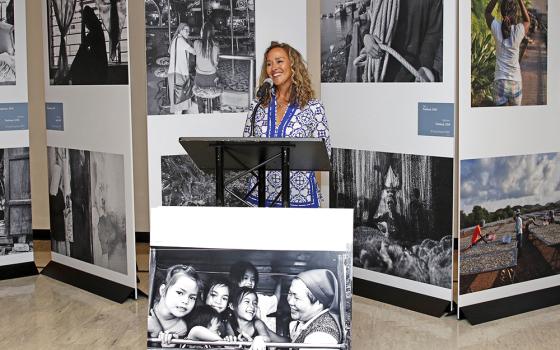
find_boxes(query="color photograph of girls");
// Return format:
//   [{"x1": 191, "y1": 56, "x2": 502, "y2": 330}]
[
  {"x1": 145, "y1": 0, "x2": 256, "y2": 115},
  {"x1": 0, "y1": 0, "x2": 15, "y2": 85},
  {"x1": 147, "y1": 248, "x2": 352, "y2": 349},
  {"x1": 46, "y1": 0, "x2": 129, "y2": 85},
  {"x1": 471, "y1": 0, "x2": 547, "y2": 107}
]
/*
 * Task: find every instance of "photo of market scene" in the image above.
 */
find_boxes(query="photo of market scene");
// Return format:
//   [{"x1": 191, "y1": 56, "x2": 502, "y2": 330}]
[
  {"x1": 460, "y1": 153, "x2": 560, "y2": 295},
  {"x1": 145, "y1": 0, "x2": 255, "y2": 115},
  {"x1": 471, "y1": 0, "x2": 547, "y2": 107}
]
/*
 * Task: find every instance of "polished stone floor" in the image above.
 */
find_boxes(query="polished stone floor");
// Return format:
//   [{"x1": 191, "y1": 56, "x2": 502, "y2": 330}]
[{"x1": 1, "y1": 242, "x2": 559, "y2": 349}]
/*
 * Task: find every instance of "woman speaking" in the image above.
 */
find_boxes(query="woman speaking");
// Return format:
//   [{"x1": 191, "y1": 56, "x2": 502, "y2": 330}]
[{"x1": 242, "y1": 42, "x2": 331, "y2": 208}]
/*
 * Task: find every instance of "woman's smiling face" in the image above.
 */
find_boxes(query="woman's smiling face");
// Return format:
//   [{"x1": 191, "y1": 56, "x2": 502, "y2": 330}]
[{"x1": 266, "y1": 47, "x2": 292, "y2": 90}]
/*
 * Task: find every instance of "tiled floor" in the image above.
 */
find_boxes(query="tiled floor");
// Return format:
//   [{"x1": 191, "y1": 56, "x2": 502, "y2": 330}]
[{"x1": 0, "y1": 242, "x2": 558, "y2": 349}]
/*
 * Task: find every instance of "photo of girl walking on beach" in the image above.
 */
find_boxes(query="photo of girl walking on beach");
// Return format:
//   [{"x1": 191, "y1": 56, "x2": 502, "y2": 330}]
[{"x1": 471, "y1": 0, "x2": 548, "y2": 107}]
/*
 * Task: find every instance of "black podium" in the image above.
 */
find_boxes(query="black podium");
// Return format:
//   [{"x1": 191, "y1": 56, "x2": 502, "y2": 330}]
[{"x1": 179, "y1": 137, "x2": 330, "y2": 207}]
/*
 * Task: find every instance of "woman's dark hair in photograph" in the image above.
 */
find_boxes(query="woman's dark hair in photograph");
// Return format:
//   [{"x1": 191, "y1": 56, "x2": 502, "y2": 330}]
[
  {"x1": 82, "y1": 5, "x2": 102, "y2": 32},
  {"x1": 229, "y1": 261, "x2": 259, "y2": 286},
  {"x1": 200, "y1": 22, "x2": 216, "y2": 58},
  {"x1": 187, "y1": 304, "x2": 221, "y2": 330},
  {"x1": 500, "y1": 0, "x2": 518, "y2": 39}
]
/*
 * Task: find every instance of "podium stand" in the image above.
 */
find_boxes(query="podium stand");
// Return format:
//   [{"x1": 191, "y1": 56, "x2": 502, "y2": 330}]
[{"x1": 179, "y1": 137, "x2": 330, "y2": 207}]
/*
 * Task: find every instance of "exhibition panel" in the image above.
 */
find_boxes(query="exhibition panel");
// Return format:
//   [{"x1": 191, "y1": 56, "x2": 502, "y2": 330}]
[
  {"x1": 0, "y1": 0, "x2": 37, "y2": 280},
  {"x1": 146, "y1": 0, "x2": 309, "y2": 210},
  {"x1": 149, "y1": 207, "x2": 353, "y2": 349},
  {"x1": 458, "y1": 0, "x2": 560, "y2": 323},
  {"x1": 321, "y1": 0, "x2": 456, "y2": 315},
  {"x1": 41, "y1": 0, "x2": 136, "y2": 301}
]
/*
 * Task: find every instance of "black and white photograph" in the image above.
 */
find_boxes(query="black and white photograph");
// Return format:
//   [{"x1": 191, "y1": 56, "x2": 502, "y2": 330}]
[
  {"x1": 145, "y1": 0, "x2": 256, "y2": 115},
  {"x1": 330, "y1": 148, "x2": 453, "y2": 288},
  {"x1": 46, "y1": 0, "x2": 129, "y2": 85},
  {"x1": 147, "y1": 248, "x2": 352, "y2": 349},
  {"x1": 460, "y1": 153, "x2": 560, "y2": 295},
  {"x1": 321, "y1": 0, "x2": 443, "y2": 83},
  {"x1": 0, "y1": 147, "x2": 32, "y2": 258},
  {"x1": 161, "y1": 154, "x2": 248, "y2": 207},
  {"x1": 47, "y1": 147, "x2": 127, "y2": 274},
  {"x1": 0, "y1": 0, "x2": 15, "y2": 85}
]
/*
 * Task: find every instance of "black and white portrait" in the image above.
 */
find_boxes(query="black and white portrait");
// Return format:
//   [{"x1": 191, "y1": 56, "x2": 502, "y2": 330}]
[
  {"x1": 0, "y1": 148, "x2": 32, "y2": 258},
  {"x1": 321, "y1": 0, "x2": 443, "y2": 83},
  {"x1": 0, "y1": 0, "x2": 15, "y2": 85},
  {"x1": 47, "y1": 147, "x2": 127, "y2": 274},
  {"x1": 147, "y1": 248, "x2": 352, "y2": 349},
  {"x1": 46, "y1": 0, "x2": 129, "y2": 85},
  {"x1": 146, "y1": 0, "x2": 256, "y2": 115},
  {"x1": 161, "y1": 154, "x2": 248, "y2": 207},
  {"x1": 331, "y1": 148, "x2": 453, "y2": 288}
]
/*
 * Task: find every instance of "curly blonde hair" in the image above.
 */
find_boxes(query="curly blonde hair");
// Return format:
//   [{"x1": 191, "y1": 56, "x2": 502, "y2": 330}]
[{"x1": 257, "y1": 42, "x2": 315, "y2": 108}]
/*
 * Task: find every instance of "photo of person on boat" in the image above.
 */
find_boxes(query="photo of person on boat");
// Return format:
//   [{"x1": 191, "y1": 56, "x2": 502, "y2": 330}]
[{"x1": 321, "y1": 0, "x2": 443, "y2": 83}]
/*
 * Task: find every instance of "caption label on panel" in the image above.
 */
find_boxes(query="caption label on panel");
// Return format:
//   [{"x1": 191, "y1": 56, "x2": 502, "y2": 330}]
[
  {"x1": 0, "y1": 103, "x2": 29, "y2": 131},
  {"x1": 418, "y1": 102, "x2": 454, "y2": 137}
]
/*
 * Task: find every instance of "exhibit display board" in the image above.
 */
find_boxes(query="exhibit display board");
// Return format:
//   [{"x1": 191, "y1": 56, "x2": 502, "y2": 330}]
[
  {"x1": 321, "y1": 0, "x2": 456, "y2": 315},
  {"x1": 148, "y1": 207, "x2": 353, "y2": 349},
  {"x1": 321, "y1": 0, "x2": 456, "y2": 316},
  {"x1": 458, "y1": 0, "x2": 560, "y2": 323},
  {"x1": 146, "y1": 0, "x2": 308, "y2": 209},
  {"x1": 0, "y1": 1, "x2": 36, "y2": 279},
  {"x1": 42, "y1": 0, "x2": 136, "y2": 301}
]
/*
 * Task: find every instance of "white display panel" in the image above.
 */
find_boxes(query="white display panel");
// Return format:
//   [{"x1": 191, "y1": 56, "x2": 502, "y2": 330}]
[
  {"x1": 458, "y1": 0, "x2": 560, "y2": 308},
  {"x1": 42, "y1": 1, "x2": 136, "y2": 289},
  {"x1": 0, "y1": 1, "x2": 33, "y2": 268},
  {"x1": 322, "y1": 0, "x2": 457, "y2": 301},
  {"x1": 147, "y1": 0, "x2": 308, "y2": 209},
  {"x1": 151, "y1": 207, "x2": 351, "y2": 251}
]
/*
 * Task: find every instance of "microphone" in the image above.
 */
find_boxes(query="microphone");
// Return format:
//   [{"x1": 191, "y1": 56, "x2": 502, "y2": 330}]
[
  {"x1": 256, "y1": 78, "x2": 273, "y2": 99},
  {"x1": 250, "y1": 78, "x2": 273, "y2": 137}
]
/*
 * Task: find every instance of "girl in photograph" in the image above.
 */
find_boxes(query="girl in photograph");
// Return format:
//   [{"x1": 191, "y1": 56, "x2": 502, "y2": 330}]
[
  {"x1": 193, "y1": 22, "x2": 221, "y2": 113},
  {"x1": 69, "y1": 6, "x2": 108, "y2": 85},
  {"x1": 203, "y1": 276, "x2": 236, "y2": 336},
  {"x1": 485, "y1": 0, "x2": 530, "y2": 106},
  {"x1": 242, "y1": 41, "x2": 331, "y2": 207},
  {"x1": 229, "y1": 287, "x2": 284, "y2": 350},
  {"x1": 185, "y1": 304, "x2": 225, "y2": 341},
  {"x1": 168, "y1": 23, "x2": 195, "y2": 114},
  {"x1": 148, "y1": 264, "x2": 200, "y2": 347},
  {"x1": 229, "y1": 261, "x2": 281, "y2": 332}
]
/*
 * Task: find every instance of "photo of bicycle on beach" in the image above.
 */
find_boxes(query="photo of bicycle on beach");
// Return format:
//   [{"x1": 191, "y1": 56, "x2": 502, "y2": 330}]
[
  {"x1": 321, "y1": 0, "x2": 443, "y2": 83},
  {"x1": 471, "y1": 0, "x2": 548, "y2": 107}
]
